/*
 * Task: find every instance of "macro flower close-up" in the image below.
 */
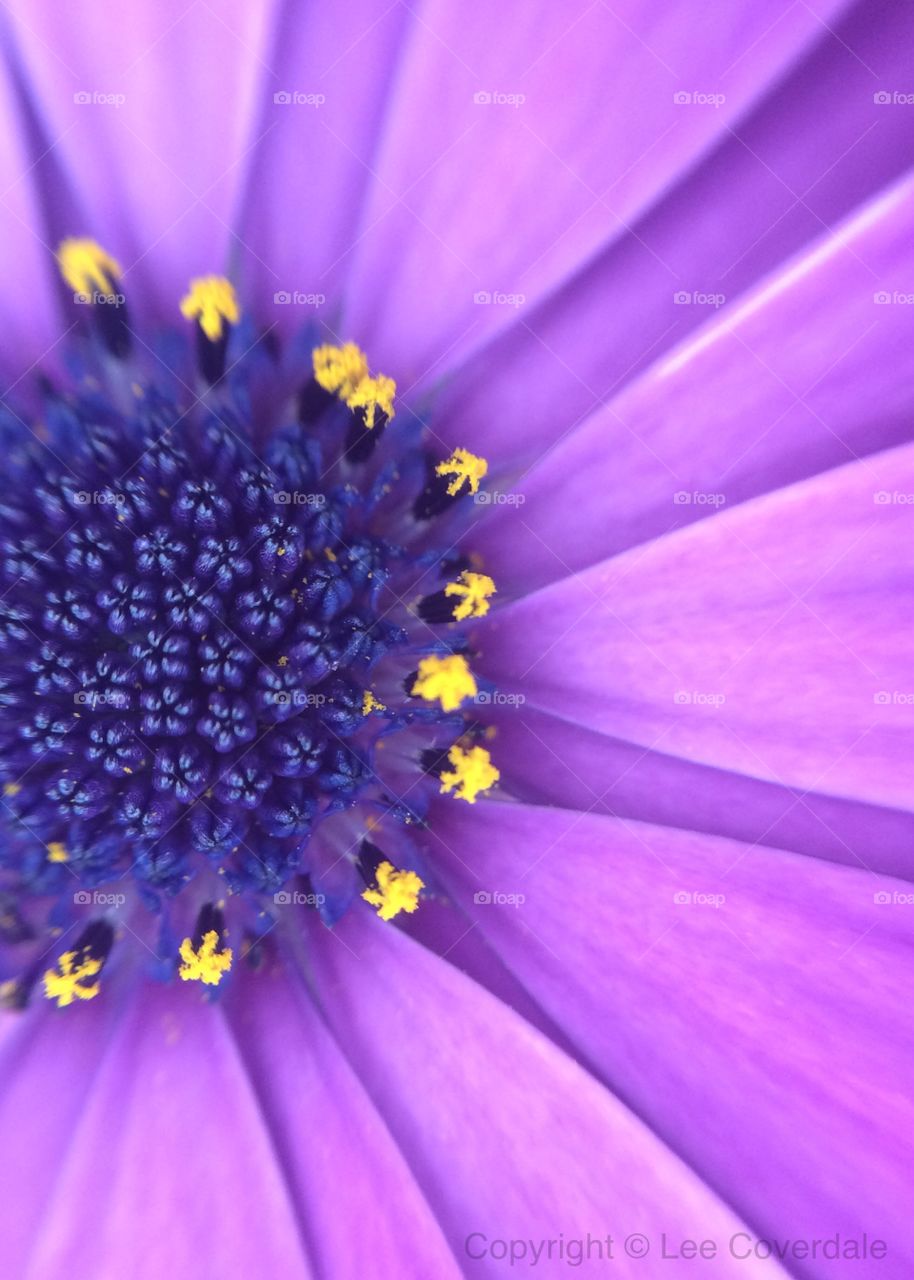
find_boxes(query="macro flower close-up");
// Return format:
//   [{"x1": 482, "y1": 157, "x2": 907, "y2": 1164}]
[{"x1": 0, "y1": 1, "x2": 912, "y2": 1276}]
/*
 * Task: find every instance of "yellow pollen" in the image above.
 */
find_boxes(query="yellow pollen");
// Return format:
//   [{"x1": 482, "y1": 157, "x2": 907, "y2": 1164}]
[
  {"x1": 345, "y1": 373, "x2": 396, "y2": 430},
  {"x1": 313, "y1": 342, "x2": 369, "y2": 398},
  {"x1": 180, "y1": 276, "x2": 240, "y2": 342},
  {"x1": 444, "y1": 570, "x2": 497, "y2": 621},
  {"x1": 411, "y1": 653, "x2": 477, "y2": 712},
  {"x1": 362, "y1": 690, "x2": 387, "y2": 715},
  {"x1": 435, "y1": 448, "x2": 488, "y2": 497},
  {"x1": 439, "y1": 744, "x2": 500, "y2": 804},
  {"x1": 43, "y1": 949, "x2": 103, "y2": 1007},
  {"x1": 56, "y1": 237, "x2": 121, "y2": 298},
  {"x1": 3, "y1": 782, "x2": 20, "y2": 797},
  {"x1": 312, "y1": 343, "x2": 396, "y2": 429},
  {"x1": 178, "y1": 930, "x2": 233, "y2": 986},
  {"x1": 47, "y1": 842, "x2": 69, "y2": 863},
  {"x1": 361, "y1": 860, "x2": 425, "y2": 921}
]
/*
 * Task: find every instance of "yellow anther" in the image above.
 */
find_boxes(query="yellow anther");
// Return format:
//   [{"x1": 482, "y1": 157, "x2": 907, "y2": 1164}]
[
  {"x1": 345, "y1": 373, "x2": 396, "y2": 430},
  {"x1": 178, "y1": 930, "x2": 233, "y2": 986},
  {"x1": 411, "y1": 653, "x2": 477, "y2": 712},
  {"x1": 56, "y1": 238, "x2": 121, "y2": 298},
  {"x1": 313, "y1": 342, "x2": 369, "y2": 398},
  {"x1": 362, "y1": 690, "x2": 387, "y2": 715},
  {"x1": 361, "y1": 860, "x2": 425, "y2": 921},
  {"x1": 439, "y1": 744, "x2": 499, "y2": 804},
  {"x1": 436, "y1": 448, "x2": 488, "y2": 497},
  {"x1": 43, "y1": 950, "x2": 103, "y2": 1007},
  {"x1": 47, "y1": 842, "x2": 69, "y2": 863},
  {"x1": 312, "y1": 343, "x2": 396, "y2": 429},
  {"x1": 3, "y1": 782, "x2": 20, "y2": 797},
  {"x1": 180, "y1": 276, "x2": 240, "y2": 342},
  {"x1": 444, "y1": 570, "x2": 497, "y2": 621}
]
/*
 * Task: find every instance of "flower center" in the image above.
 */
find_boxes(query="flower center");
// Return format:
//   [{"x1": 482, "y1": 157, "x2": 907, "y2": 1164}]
[{"x1": 0, "y1": 239, "x2": 499, "y2": 1007}]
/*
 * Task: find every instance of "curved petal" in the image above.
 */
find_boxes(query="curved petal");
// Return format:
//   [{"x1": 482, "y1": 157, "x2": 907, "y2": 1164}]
[
  {"x1": 479, "y1": 441, "x2": 914, "y2": 810},
  {"x1": 340, "y1": 0, "x2": 848, "y2": 385},
  {"x1": 225, "y1": 953, "x2": 464, "y2": 1278},
  {"x1": 429, "y1": 800, "x2": 914, "y2": 1280},
  {"x1": 475, "y1": 170, "x2": 914, "y2": 594},
  {"x1": 428, "y1": 0, "x2": 914, "y2": 462},
  {"x1": 233, "y1": 2, "x2": 411, "y2": 332},
  {"x1": 304, "y1": 907, "x2": 789, "y2": 1279},
  {"x1": 3, "y1": 0, "x2": 281, "y2": 319},
  {"x1": 0, "y1": 996, "x2": 121, "y2": 1276},
  {"x1": 480, "y1": 703, "x2": 914, "y2": 881},
  {"x1": 19, "y1": 985, "x2": 313, "y2": 1280}
]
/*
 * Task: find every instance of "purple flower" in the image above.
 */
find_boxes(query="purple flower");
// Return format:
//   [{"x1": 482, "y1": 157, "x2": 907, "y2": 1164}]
[{"x1": 0, "y1": 2, "x2": 912, "y2": 1277}]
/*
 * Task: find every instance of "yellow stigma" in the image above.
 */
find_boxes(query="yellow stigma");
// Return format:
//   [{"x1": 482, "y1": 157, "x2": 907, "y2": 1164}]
[
  {"x1": 435, "y1": 448, "x2": 488, "y2": 497},
  {"x1": 313, "y1": 342, "x2": 369, "y2": 398},
  {"x1": 46, "y1": 841, "x2": 69, "y2": 863},
  {"x1": 444, "y1": 570, "x2": 497, "y2": 621},
  {"x1": 362, "y1": 690, "x2": 387, "y2": 715},
  {"x1": 178, "y1": 930, "x2": 233, "y2": 986},
  {"x1": 411, "y1": 653, "x2": 477, "y2": 712},
  {"x1": 439, "y1": 744, "x2": 500, "y2": 804},
  {"x1": 43, "y1": 950, "x2": 103, "y2": 1007},
  {"x1": 312, "y1": 343, "x2": 396, "y2": 429},
  {"x1": 180, "y1": 276, "x2": 240, "y2": 342},
  {"x1": 345, "y1": 373, "x2": 396, "y2": 430},
  {"x1": 361, "y1": 860, "x2": 425, "y2": 921},
  {"x1": 56, "y1": 237, "x2": 121, "y2": 298}
]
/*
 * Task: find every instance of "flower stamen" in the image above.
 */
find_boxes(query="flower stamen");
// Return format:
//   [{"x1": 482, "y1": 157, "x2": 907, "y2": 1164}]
[
  {"x1": 361, "y1": 859, "x2": 425, "y2": 920},
  {"x1": 180, "y1": 276, "x2": 240, "y2": 342},
  {"x1": 439, "y1": 743, "x2": 499, "y2": 803},
  {"x1": 56, "y1": 237, "x2": 121, "y2": 298},
  {"x1": 411, "y1": 653, "x2": 478, "y2": 711}
]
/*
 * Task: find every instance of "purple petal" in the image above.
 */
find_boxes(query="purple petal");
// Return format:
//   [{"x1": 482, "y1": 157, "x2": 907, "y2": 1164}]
[
  {"x1": 303, "y1": 906, "x2": 791, "y2": 1277},
  {"x1": 481, "y1": 443, "x2": 914, "y2": 809},
  {"x1": 225, "y1": 954, "x2": 464, "y2": 1277},
  {"x1": 233, "y1": 2, "x2": 411, "y2": 330},
  {"x1": 340, "y1": 0, "x2": 847, "y2": 386},
  {"x1": 429, "y1": 0, "x2": 914, "y2": 461},
  {"x1": 13, "y1": 985, "x2": 312, "y2": 1279},
  {"x1": 3, "y1": 0, "x2": 280, "y2": 319},
  {"x1": 478, "y1": 171, "x2": 914, "y2": 593},
  {"x1": 484, "y1": 703, "x2": 914, "y2": 881},
  {"x1": 430, "y1": 800, "x2": 914, "y2": 1279}
]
